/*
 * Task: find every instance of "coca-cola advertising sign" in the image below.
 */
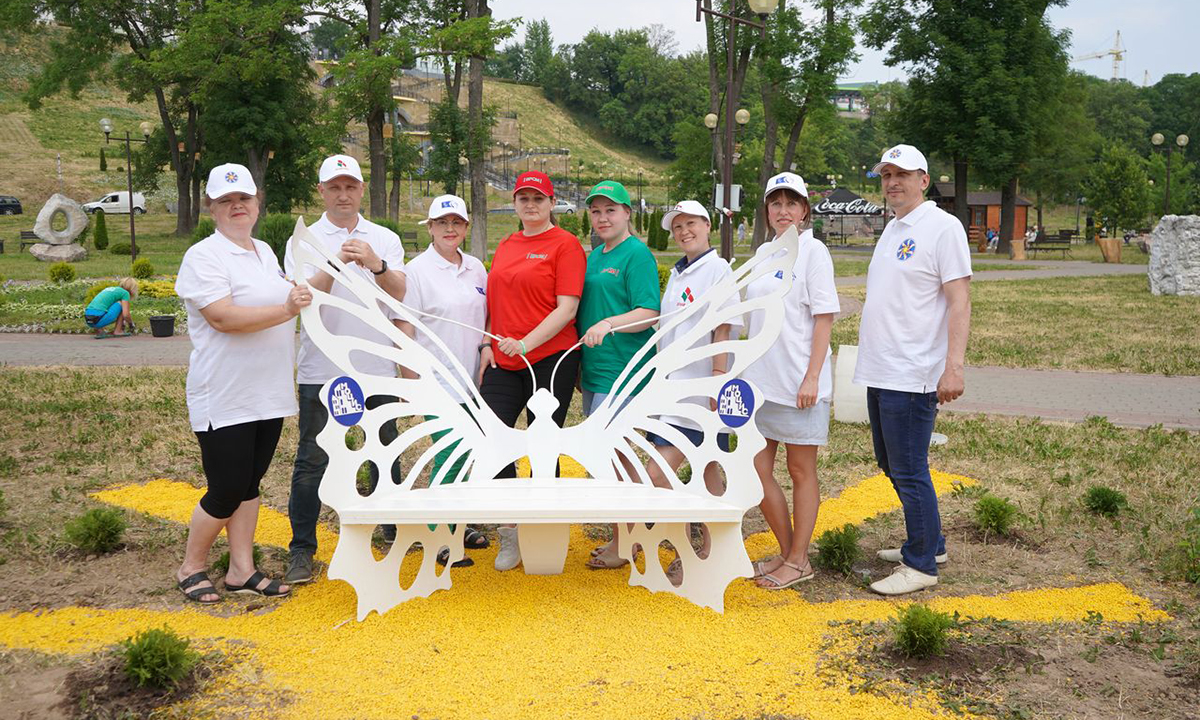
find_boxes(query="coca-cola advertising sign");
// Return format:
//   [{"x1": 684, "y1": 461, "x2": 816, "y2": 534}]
[{"x1": 811, "y1": 188, "x2": 883, "y2": 215}]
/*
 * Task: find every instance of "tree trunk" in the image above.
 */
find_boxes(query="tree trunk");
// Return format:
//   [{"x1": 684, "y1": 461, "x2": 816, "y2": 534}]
[
  {"x1": 246, "y1": 148, "x2": 270, "y2": 234},
  {"x1": 997, "y1": 176, "x2": 1017, "y2": 256},
  {"x1": 465, "y1": 0, "x2": 489, "y2": 262},
  {"x1": 389, "y1": 174, "x2": 401, "y2": 222},
  {"x1": 155, "y1": 89, "x2": 196, "y2": 237},
  {"x1": 953, "y1": 156, "x2": 969, "y2": 232},
  {"x1": 365, "y1": 0, "x2": 387, "y2": 219},
  {"x1": 753, "y1": 32, "x2": 778, "y2": 250}
]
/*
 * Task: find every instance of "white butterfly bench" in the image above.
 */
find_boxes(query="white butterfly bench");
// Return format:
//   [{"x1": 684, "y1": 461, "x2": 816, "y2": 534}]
[{"x1": 327, "y1": 476, "x2": 751, "y2": 619}]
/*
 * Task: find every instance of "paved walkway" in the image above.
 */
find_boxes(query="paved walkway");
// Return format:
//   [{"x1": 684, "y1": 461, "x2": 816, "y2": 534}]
[
  {"x1": 834, "y1": 258, "x2": 1148, "y2": 287},
  {"x1": 3, "y1": 333, "x2": 1197, "y2": 430}
]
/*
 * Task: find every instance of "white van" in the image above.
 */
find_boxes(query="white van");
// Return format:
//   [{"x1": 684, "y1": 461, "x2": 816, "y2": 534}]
[{"x1": 83, "y1": 191, "x2": 147, "y2": 215}]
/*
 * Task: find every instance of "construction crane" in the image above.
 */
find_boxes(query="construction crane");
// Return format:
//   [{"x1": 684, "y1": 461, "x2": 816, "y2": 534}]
[{"x1": 1073, "y1": 31, "x2": 1125, "y2": 81}]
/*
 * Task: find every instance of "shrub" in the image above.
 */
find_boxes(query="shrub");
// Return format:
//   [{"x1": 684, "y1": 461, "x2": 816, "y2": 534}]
[
  {"x1": 258, "y1": 213, "x2": 296, "y2": 264},
  {"x1": 64, "y1": 507, "x2": 127, "y2": 554},
  {"x1": 973, "y1": 495, "x2": 1019, "y2": 537},
  {"x1": 48, "y1": 262, "x2": 76, "y2": 283},
  {"x1": 657, "y1": 264, "x2": 670, "y2": 293},
  {"x1": 581, "y1": 206, "x2": 591, "y2": 238},
  {"x1": 373, "y1": 217, "x2": 401, "y2": 237},
  {"x1": 558, "y1": 212, "x2": 581, "y2": 237},
  {"x1": 119, "y1": 626, "x2": 200, "y2": 689},
  {"x1": 191, "y1": 217, "x2": 216, "y2": 245},
  {"x1": 1083, "y1": 485, "x2": 1127, "y2": 517},
  {"x1": 132, "y1": 257, "x2": 154, "y2": 279},
  {"x1": 99, "y1": 147, "x2": 107, "y2": 172},
  {"x1": 813, "y1": 523, "x2": 862, "y2": 575},
  {"x1": 92, "y1": 210, "x2": 109, "y2": 250},
  {"x1": 210, "y1": 544, "x2": 264, "y2": 575},
  {"x1": 138, "y1": 280, "x2": 177, "y2": 299},
  {"x1": 893, "y1": 604, "x2": 956, "y2": 659},
  {"x1": 110, "y1": 242, "x2": 132, "y2": 256},
  {"x1": 1168, "y1": 507, "x2": 1200, "y2": 584}
]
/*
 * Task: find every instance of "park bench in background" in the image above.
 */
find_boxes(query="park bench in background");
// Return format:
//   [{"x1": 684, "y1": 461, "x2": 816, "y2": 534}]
[
  {"x1": 19, "y1": 231, "x2": 38, "y2": 251},
  {"x1": 1027, "y1": 233, "x2": 1072, "y2": 259},
  {"x1": 400, "y1": 230, "x2": 420, "y2": 256}
]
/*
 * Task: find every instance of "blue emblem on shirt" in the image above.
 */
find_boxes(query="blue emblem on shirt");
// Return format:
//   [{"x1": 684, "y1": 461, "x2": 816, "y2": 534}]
[
  {"x1": 475, "y1": 286, "x2": 485, "y2": 295},
  {"x1": 896, "y1": 238, "x2": 916, "y2": 261},
  {"x1": 774, "y1": 270, "x2": 784, "y2": 279}
]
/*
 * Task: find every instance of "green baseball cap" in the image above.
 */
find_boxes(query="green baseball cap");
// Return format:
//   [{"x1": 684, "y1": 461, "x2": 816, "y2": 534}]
[{"x1": 585, "y1": 180, "x2": 632, "y2": 209}]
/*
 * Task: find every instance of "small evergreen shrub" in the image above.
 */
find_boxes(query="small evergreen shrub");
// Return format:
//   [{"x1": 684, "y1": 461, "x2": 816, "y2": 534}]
[
  {"x1": 119, "y1": 626, "x2": 200, "y2": 689},
  {"x1": 109, "y1": 242, "x2": 132, "y2": 256},
  {"x1": 99, "y1": 147, "x2": 107, "y2": 172},
  {"x1": 92, "y1": 210, "x2": 109, "y2": 250},
  {"x1": 893, "y1": 604, "x2": 956, "y2": 658},
  {"x1": 657, "y1": 264, "x2": 671, "y2": 292},
  {"x1": 581, "y1": 207, "x2": 591, "y2": 238},
  {"x1": 813, "y1": 523, "x2": 862, "y2": 575},
  {"x1": 131, "y1": 257, "x2": 154, "y2": 279},
  {"x1": 258, "y1": 213, "x2": 296, "y2": 263},
  {"x1": 558, "y1": 212, "x2": 581, "y2": 237},
  {"x1": 64, "y1": 507, "x2": 127, "y2": 554},
  {"x1": 1083, "y1": 485, "x2": 1127, "y2": 517},
  {"x1": 973, "y1": 495, "x2": 1019, "y2": 537},
  {"x1": 48, "y1": 262, "x2": 76, "y2": 283},
  {"x1": 210, "y1": 544, "x2": 264, "y2": 575},
  {"x1": 191, "y1": 217, "x2": 216, "y2": 245}
]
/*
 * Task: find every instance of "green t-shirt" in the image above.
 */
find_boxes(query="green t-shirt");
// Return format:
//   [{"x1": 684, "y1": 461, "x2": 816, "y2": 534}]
[
  {"x1": 86, "y1": 286, "x2": 130, "y2": 314},
  {"x1": 578, "y1": 236, "x2": 661, "y2": 393}
]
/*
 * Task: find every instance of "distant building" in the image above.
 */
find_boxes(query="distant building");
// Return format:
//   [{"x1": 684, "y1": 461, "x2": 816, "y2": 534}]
[
  {"x1": 928, "y1": 182, "x2": 1031, "y2": 243},
  {"x1": 832, "y1": 82, "x2": 877, "y2": 119}
]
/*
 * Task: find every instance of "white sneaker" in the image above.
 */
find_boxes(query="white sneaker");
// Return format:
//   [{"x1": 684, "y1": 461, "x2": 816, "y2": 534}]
[
  {"x1": 869, "y1": 564, "x2": 938, "y2": 596},
  {"x1": 877, "y1": 548, "x2": 948, "y2": 565},
  {"x1": 494, "y1": 526, "x2": 521, "y2": 571}
]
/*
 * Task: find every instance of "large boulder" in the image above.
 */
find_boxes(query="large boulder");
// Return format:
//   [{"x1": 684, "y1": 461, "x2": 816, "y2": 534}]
[
  {"x1": 33, "y1": 193, "x2": 89, "y2": 245},
  {"x1": 1148, "y1": 215, "x2": 1200, "y2": 296},
  {"x1": 29, "y1": 242, "x2": 87, "y2": 263}
]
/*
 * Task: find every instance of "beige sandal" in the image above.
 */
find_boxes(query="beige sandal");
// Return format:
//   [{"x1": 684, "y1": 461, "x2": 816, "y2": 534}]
[{"x1": 757, "y1": 561, "x2": 814, "y2": 590}]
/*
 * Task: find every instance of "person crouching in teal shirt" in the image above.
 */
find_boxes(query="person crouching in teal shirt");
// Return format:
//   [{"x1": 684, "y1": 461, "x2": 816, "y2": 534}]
[
  {"x1": 577, "y1": 180, "x2": 662, "y2": 570},
  {"x1": 84, "y1": 277, "x2": 137, "y2": 338}
]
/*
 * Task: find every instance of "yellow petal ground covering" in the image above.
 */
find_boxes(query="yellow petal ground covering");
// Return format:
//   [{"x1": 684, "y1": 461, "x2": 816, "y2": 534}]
[{"x1": 0, "y1": 471, "x2": 1168, "y2": 720}]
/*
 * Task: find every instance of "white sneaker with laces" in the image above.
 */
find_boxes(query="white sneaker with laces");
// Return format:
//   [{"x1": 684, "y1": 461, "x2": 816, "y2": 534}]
[
  {"x1": 877, "y1": 548, "x2": 948, "y2": 565},
  {"x1": 494, "y1": 526, "x2": 521, "y2": 571},
  {"x1": 869, "y1": 563, "x2": 938, "y2": 596}
]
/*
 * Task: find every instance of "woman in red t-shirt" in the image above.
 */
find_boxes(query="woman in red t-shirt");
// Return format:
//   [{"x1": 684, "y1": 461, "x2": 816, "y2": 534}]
[{"x1": 480, "y1": 170, "x2": 586, "y2": 571}]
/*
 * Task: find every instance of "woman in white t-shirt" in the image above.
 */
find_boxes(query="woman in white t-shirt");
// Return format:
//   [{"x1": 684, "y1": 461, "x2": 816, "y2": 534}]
[
  {"x1": 741, "y1": 172, "x2": 840, "y2": 590},
  {"x1": 395, "y1": 195, "x2": 490, "y2": 567},
  {"x1": 172, "y1": 163, "x2": 312, "y2": 604}
]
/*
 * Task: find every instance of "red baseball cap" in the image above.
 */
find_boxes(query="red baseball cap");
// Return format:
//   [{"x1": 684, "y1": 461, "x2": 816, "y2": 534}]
[{"x1": 513, "y1": 170, "x2": 554, "y2": 197}]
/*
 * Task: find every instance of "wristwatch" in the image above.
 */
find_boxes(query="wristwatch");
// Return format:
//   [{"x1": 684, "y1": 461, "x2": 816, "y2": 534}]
[
  {"x1": 478, "y1": 342, "x2": 491, "y2": 353},
  {"x1": 372, "y1": 259, "x2": 388, "y2": 276}
]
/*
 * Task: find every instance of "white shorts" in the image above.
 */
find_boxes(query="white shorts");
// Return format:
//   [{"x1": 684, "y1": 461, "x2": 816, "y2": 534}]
[{"x1": 754, "y1": 399, "x2": 830, "y2": 446}]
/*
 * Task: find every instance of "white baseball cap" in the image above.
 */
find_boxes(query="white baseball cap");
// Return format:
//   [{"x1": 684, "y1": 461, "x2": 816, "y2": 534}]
[
  {"x1": 319, "y1": 154, "x2": 364, "y2": 183},
  {"x1": 661, "y1": 200, "x2": 711, "y2": 231},
  {"x1": 419, "y1": 194, "x2": 470, "y2": 224},
  {"x1": 872, "y1": 144, "x2": 928, "y2": 175},
  {"x1": 764, "y1": 171, "x2": 809, "y2": 199},
  {"x1": 205, "y1": 163, "x2": 257, "y2": 200}
]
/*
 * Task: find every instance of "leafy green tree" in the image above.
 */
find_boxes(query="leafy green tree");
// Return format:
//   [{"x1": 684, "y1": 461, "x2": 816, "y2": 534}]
[
  {"x1": 1146, "y1": 73, "x2": 1200, "y2": 167},
  {"x1": 1083, "y1": 143, "x2": 1152, "y2": 236},
  {"x1": 523, "y1": 19, "x2": 554, "y2": 86},
  {"x1": 99, "y1": 147, "x2": 107, "y2": 172},
  {"x1": 1024, "y1": 71, "x2": 1099, "y2": 229},
  {"x1": 1085, "y1": 77, "x2": 1153, "y2": 150},
  {"x1": 387, "y1": 134, "x2": 422, "y2": 220},
  {"x1": 309, "y1": 18, "x2": 350, "y2": 59}
]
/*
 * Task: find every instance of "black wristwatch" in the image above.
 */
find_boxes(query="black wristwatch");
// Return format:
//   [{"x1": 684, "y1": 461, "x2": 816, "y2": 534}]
[{"x1": 372, "y1": 259, "x2": 388, "y2": 276}]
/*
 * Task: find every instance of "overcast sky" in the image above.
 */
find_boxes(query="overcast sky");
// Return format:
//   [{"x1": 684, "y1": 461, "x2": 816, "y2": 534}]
[{"x1": 492, "y1": 0, "x2": 1199, "y2": 86}]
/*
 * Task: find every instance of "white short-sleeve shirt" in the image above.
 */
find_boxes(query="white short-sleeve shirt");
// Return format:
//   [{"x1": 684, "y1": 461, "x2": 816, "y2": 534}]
[
  {"x1": 282, "y1": 213, "x2": 407, "y2": 385},
  {"x1": 854, "y1": 201, "x2": 972, "y2": 393},
  {"x1": 401, "y1": 245, "x2": 487, "y2": 401},
  {"x1": 743, "y1": 229, "x2": 841, "y2": 405},
  {"x1": 175, "y1": 231, "x2": 298, "y2": 431},
  {"x1": 657, "y1": 248, "x2": 743, "y2": 431}
]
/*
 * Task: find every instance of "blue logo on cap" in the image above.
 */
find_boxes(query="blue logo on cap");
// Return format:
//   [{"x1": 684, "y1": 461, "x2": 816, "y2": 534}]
[
  {"x1": 717, "y1": 379, "x2": 754, "y2": 429},
  {"x1": 327, "y1": 376, "x2": 365, "y2": 427},
  {"x1": 441, "y1": 200, "x2": 454, "y2": 208}
]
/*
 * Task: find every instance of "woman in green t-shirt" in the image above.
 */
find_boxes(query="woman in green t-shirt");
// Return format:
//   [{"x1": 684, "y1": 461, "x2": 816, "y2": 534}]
[
  {"x1": 576, "y1": 180, "x2": 661, "y2": 570},
  {"x1": 84, "y1": 277, "x2": 138, "y2": 338}
]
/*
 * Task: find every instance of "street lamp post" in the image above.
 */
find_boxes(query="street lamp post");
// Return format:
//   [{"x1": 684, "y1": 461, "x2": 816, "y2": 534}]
[
  {"x1": 696, "y1": 0, "x2": 779, "y2": 259},
  {"x1": 1150, "y1": 132, "x2": 1191, "y2": 216},
  {"x1": 99, "y1": 118, "x2": 153, "y2": 262}
]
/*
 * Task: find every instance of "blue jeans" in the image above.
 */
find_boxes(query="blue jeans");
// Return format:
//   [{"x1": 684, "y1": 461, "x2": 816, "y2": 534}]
[
  {"x1": 288, "y1": 384, "x2": 400, "y2": 557},
  {"x1": 85, "y1": 303, "x2": 122, "y2": 329},
  {"x1": 866, "y1": 387, "x2": 945, "y2": 575}
]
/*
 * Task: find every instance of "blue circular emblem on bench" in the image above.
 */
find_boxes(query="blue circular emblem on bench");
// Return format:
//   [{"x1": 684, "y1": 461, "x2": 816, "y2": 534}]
[
  {"x1": 327, "y1": 376, "x2": 366, "y2": 427},
  {"x1": 717, "y1": 379, "x2": 754, "y2": 429}
]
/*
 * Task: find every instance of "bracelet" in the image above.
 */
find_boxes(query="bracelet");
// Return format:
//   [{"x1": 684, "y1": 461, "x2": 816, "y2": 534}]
[
  {"x1": 478, "y1": 342, "x2": 491, "y2": 353},
  {"x1": 518, "y1": 339, "x2": 527, "y2": 356}
]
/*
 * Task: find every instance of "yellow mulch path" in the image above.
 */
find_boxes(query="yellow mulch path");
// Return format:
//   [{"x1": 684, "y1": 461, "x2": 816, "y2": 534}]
[{"x1": 0, "y1": 471, "x2": 1168, "y2": 720}]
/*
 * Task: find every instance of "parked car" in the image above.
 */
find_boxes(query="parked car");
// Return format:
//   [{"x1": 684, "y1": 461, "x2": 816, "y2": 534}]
[
  {"x1": 0, "y1": 195, "x2": 22, "y2": 215},
  {"x1": 82, "y1": 191, "x2": 147, "y2": 215},
  {"x1": 553, "y1": 199, "x2": 577, "y2": 214}
]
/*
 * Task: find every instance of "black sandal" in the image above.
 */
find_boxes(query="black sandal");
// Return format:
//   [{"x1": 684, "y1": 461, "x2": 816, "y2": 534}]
[
  {"x1": 178, "y1": 571, "x2": 221, "y2": 604},
  {"x1": 437, "y1": 548, "x2": 475, "y2": 567},
  {"x1": 225, "y1": 570, "x2": 289, "y2": 597},
  {"x1": 463, "y1": 527, "x2": 490, "y2": 549}
]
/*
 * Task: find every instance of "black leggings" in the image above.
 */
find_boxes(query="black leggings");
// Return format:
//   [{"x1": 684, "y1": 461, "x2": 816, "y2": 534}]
[
  {"x1": 195, "y1": 418, "x2": 284, "y2": 519},
  {"x1": 480, "y1": 349, "x2": 580, "y2": 479}
]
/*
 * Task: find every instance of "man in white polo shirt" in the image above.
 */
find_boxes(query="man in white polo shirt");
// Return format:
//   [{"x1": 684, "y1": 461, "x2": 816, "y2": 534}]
[
  {"x1": 282, "y1": 154, "x2": 407, "y2": 584},
  {"x1": 854, "y1": 144, "x2": 972, "y2": 596}
]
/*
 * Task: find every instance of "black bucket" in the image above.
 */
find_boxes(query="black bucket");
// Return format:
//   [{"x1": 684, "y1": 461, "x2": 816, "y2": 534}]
[{"x1": 149, "y1": 315, "x2": 175, "y2": 337}]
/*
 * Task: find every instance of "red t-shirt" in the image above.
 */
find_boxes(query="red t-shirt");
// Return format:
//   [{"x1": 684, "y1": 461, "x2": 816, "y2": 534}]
[{"x1": 487, "y1": 226, "x2": 586, "y2": 370}]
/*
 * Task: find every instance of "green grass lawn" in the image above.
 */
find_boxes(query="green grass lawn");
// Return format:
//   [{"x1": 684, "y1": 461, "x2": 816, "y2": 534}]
[{"x1": 833, "y1": 273, "x2": 1200, "y2": 376}]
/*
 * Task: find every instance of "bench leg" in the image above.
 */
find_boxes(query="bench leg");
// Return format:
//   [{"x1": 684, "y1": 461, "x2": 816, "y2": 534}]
[
  {"x1": 620, "y1": 521, "x2": 752, "y2": 613},
  {"x1": 517, "y1": 523, "x2": 569, "y2": 575},
  {"x1": 328, "y1": 522, "x2": 463, "y2": 620}
]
